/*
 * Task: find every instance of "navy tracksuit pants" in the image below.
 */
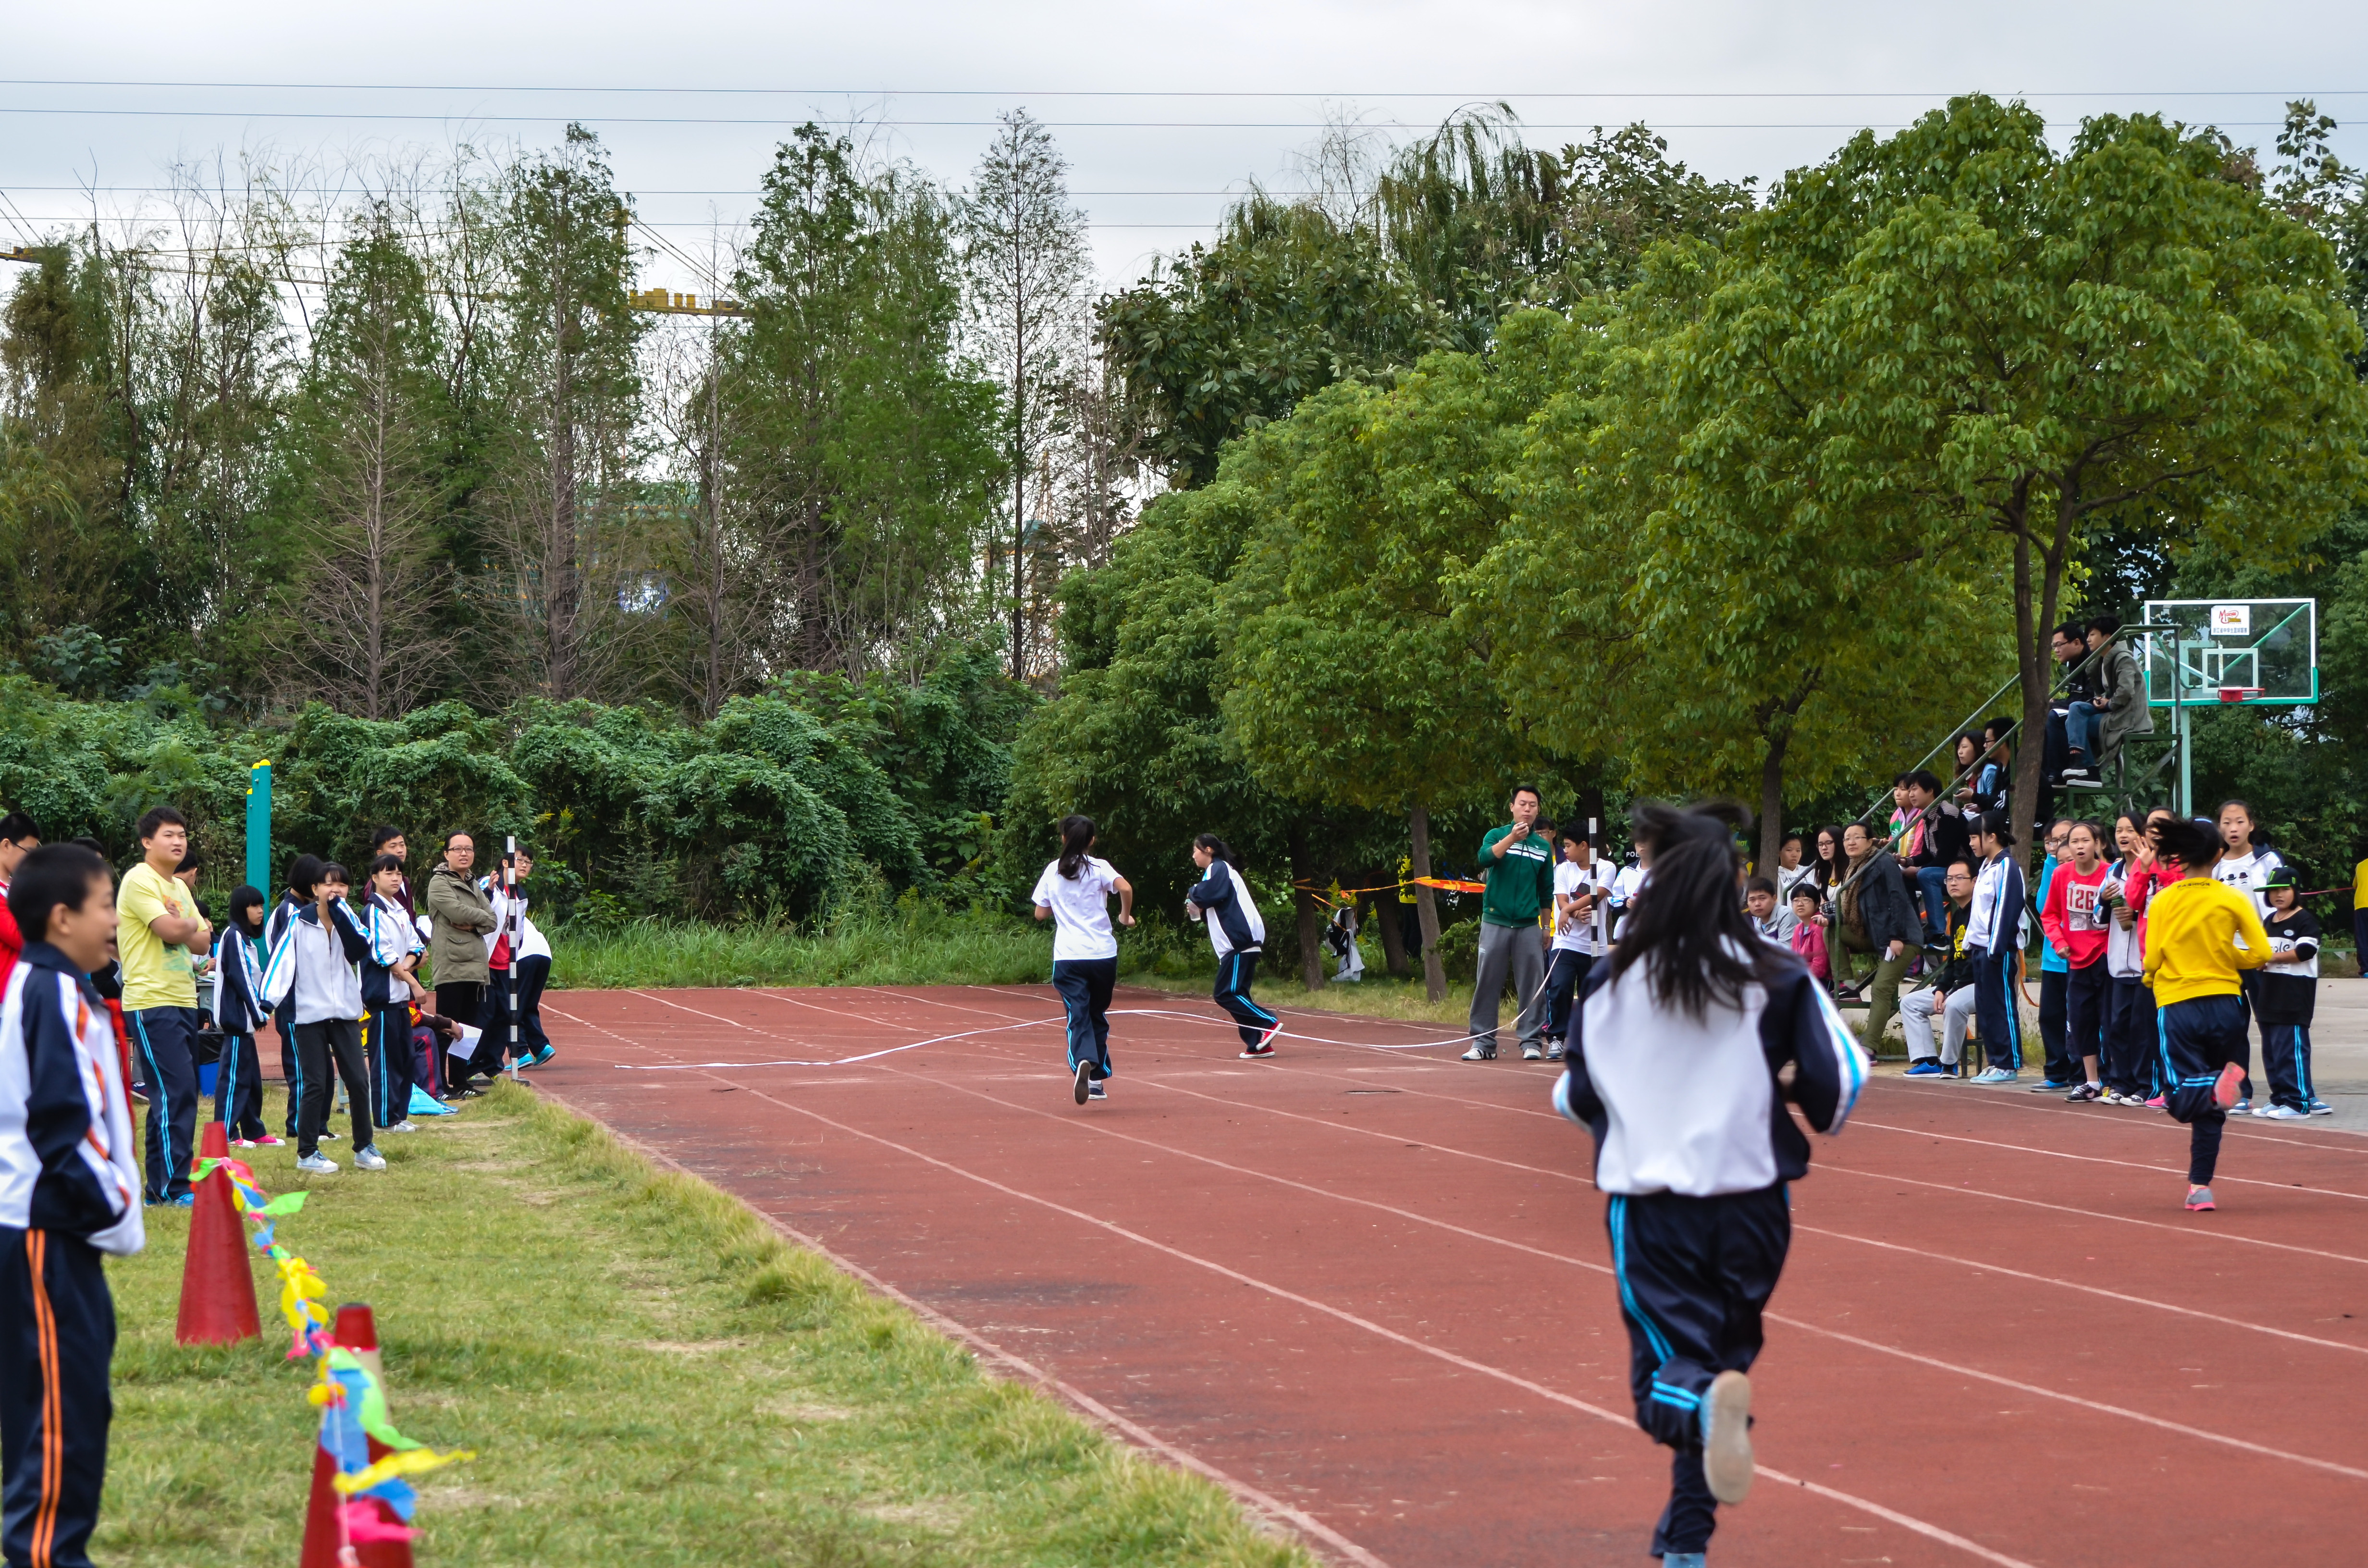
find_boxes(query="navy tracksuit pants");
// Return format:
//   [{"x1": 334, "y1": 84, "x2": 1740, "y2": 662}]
[
  {"x1": 2261, "y1": 1023, "x2": 2316, "y2": 1113},
  {"x1": 0, "y1": 1227, "x2": 113, "y2": 1568},
  {"x1": 275, "y1": 998, "x2": 300, "y2": 1136},
  {"x1": 1211, "y1": 950, "x2": 1279, "y2": 1049},
  {"x1": 210, "y1": 1030, "x2": 267, "y2": 1142},
  {"x1": 513, "y1": 955, "x2": 552, "y2": 1063},
  {"x1": 1051, "y1": 958, "x2": 1117, "y2": 1080},
  {"x1": 1970, "y1": 946, "x2": 2023, "y2": 1072},
  {"x1": 2064, "y1": 962, "x2": 2109, "y2": 1078},
  {"x1": 2103, "y1": 977, "x2": 2157, "y2": 1100},
  {"x1": 2158, "y1": 994, "x2": 2250, "y2": 1185},
  {"x1": 1542, "y1": 949, "x2": 1595, "y2": 1046},
  {"x1": 128, "y1": 1006, "x2": 200, "y2": 1204},
  {"x1": 1606, "y1": 1186, "x2": 1790, "y2": 1560},
  {"x1": 365, "y1": 1006, "x2": 414, "y2": 1128}
]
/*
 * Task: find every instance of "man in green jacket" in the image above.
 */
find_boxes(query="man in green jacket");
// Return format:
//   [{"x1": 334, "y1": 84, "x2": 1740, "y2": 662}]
[
  {"x1": 1463, "y1": 785, "x2": 1557, "y2": 1061},
  {"x1": 425, "y1": 833, "x2": 499, "y2": 1093}
]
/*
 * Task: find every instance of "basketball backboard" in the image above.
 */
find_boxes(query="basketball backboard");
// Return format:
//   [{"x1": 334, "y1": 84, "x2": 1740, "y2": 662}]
[{"x1": 2138, "y1": 599, "x2": 2317, "y2": 707}]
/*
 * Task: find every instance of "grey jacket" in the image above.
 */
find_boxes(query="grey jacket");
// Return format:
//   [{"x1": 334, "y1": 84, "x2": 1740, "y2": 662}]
[
  {"x1": 2093, "y1": 640, "x2": 2155, "y2": 757},
  {"x1": 425, "y1": 864, "x2": 497, "y2": 985}
]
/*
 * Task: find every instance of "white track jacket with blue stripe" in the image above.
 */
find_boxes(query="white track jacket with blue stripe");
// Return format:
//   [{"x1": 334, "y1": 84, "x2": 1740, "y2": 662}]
[{"x1": 1555, "y1": 946, "x2": 1868, "y2": 1196}]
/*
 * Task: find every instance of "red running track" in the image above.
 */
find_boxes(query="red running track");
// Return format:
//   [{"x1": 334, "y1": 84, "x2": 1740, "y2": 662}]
[{"x1": 523, "y1": 983, "x2": 2368, "y2": 1567}]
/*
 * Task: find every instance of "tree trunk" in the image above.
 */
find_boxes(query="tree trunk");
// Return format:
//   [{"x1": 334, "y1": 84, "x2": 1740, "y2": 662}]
[
  {"x1": 1288, "y1": 822, "x2": 1328, "y2": 992},
  {"x1": 1372, "y1": 878, "x2": 1410, "y2": 978},
  {"x1": 1409, "y1": 805, "x2": 1446, "y2": 1003},
  {"x1": 1757, "y1": 726, "x2": 1791, "y2": 877},
  {"x1": 2006, "y1": 487, "x2": 2073, "y2": 885}
]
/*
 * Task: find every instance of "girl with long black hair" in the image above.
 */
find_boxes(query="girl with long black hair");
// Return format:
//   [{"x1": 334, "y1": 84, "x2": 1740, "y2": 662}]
[
  {"x1": 1554, "y1": 801, "x2": 1868, "y2": 1568},
  {"x1": 1183, "y1": 834, "x2": 1280, "y2": 1057},
  {"x1": 1031, "y1": 816, "x2": 1135, "y2": 1104},
  {"x1": 209, "y1": 885, "x2": 279, "y2": 1147}
]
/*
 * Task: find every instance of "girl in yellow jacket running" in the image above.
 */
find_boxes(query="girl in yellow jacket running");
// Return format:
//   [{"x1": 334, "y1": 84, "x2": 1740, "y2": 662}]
[{"x1": 2141, "y1": 816, "x2": 2273, "y2": 1213}]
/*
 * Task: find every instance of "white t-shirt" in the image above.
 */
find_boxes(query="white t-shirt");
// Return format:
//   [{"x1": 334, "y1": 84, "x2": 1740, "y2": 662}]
[
  {"x1": 1032, "y1": 858, "x2": 1121, "y2": 962},
  {"x1": 2214, "y1": 846, "x2": 2284, "y2": 921},
  {"x1": 1553, "y1": 859, "x2": 1612, "y2": 955}
]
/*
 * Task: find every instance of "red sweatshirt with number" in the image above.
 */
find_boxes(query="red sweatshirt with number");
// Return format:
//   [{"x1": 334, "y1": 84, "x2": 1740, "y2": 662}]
[{"x1": 2041, "y1": 860, "x2": 2112, "y2": 970}]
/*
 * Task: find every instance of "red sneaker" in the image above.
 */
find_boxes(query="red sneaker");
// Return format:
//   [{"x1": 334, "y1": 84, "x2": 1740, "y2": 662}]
[
  {"x1": 2211, "y1": 1062, "x2": 2245, "y2": 1110},
  {"x1": 253, "y1": 1134, "x2": 287, "y2": 1147}
]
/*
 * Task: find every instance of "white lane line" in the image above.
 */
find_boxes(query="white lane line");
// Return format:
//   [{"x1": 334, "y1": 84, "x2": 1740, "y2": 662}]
[
  {"x1": 697, "y1": 1067, "x2": 2047, "y2": 1568},
  {"x1": 1881, "y1": 1075, "x2": 2368, "y2": 1155},
  {"x1": 1850, "y1": 1117, "x2": 2368, "y2": 1201},
  {"x1": 891, "y1": 1052, "x2": 2368, "y2": 1404}
]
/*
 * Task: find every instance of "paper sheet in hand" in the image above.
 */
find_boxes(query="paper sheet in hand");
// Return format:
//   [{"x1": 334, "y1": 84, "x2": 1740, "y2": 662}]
[{"x1": 445, "y1": 1024, "x2": 486, "y2": 1063}]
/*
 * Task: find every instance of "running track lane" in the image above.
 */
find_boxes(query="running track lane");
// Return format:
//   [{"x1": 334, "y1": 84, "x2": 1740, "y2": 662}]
[{"x1": 523, "y1": 984, "x2": 2368, "y2": 1568}]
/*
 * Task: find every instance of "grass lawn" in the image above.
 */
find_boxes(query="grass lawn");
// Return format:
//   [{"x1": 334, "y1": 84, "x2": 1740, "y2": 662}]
[{"x1": 102, "y1": 1084, "x2": 1310, "y2": 1568}]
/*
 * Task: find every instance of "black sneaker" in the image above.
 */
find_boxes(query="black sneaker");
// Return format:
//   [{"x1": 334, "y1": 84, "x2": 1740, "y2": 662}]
[
  {"x1": 2066, "y1": 1082, "x2": 2104, "y2": 1102},
  {"x1": 1073, "y1": 1061, "x2": 1092, "y2": 1105},
  {"x1": 1087, "y1": 1081, "x2": 1107, "y2": 1101}
]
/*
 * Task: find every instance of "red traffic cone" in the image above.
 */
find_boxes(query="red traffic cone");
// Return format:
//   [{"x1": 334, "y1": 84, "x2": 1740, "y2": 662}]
[
  {"x1": 300, "y1": 1305, "x2": 414, "y2": 1568},
  {"x1": 175, "y1": 1122, "x2": 259, "y2": 1346}
]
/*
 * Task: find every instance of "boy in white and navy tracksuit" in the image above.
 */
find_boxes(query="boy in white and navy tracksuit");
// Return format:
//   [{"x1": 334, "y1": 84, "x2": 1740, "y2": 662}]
[
  {"x1": 1557, "y1": 943, "x2": 1867, "y2": 1563},
  {"x1": 1185, "y1": 857, "x2": 1278, "y2": 1054},
  {"x1": 2, "y1": 929, "x2": 145, "y2": 1568},
  {"x1": 210, "y1": 906, "x2": 271, "y2": 1143},
  {"x1": 262, "y1": 876, "x2": 309, "y2": 1137}
]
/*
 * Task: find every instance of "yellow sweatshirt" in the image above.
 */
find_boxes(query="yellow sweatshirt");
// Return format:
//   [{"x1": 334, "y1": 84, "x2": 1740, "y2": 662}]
[{"x1": 2142, "y1": 875, "x2": 2273, "y2": 1005}]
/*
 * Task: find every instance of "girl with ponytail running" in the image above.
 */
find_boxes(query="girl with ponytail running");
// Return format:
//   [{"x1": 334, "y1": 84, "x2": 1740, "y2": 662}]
[
  {"x1": 1555, "y1": 802, "x2": 1869, "y2": 1568},
  {"x1": 1183, "y1": 834, "x2": 1280, "y2": 1057},
  {"x1": 1032, "y1": 816, "x2": 1135, "y2": 1105}
]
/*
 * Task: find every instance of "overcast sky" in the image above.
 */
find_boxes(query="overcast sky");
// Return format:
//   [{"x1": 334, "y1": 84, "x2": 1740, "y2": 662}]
[{"x1": 7, "y1": 0, "x2": 2368, "y2": 298}]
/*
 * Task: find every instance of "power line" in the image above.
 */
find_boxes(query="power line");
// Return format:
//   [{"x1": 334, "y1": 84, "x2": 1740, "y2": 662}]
[
  {"x1": 4, "y1": 79, "x2": 2365, "y2": 98},
  {"x1": 0, "y1": 108, "x2": 2317, "y2": 131}
]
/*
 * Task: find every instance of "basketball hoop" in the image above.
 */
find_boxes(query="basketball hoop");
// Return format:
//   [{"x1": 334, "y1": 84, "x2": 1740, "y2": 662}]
[{"x1": 2217, "y1": 687, "x2": 2262, "y2": 703}]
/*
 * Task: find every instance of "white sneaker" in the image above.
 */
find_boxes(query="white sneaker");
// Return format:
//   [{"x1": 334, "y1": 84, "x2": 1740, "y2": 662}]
[
  {"x1": 384, "y1": 1121, "x2": 419, "y2": 1133},
  {"x1": 1703, "y1": 1370, "x2": 1754, "y2": 1504},
  {"x1": 353, "y1": 1147, "x2": 387, "y2": 1171},
  {"x1": 296, "y1": 1152, "x2": 338, "y2": 1174},
  {"x1": 1460, "y1": 1043, "x2": 1496, "y2": 1062},
  {"x1": 1520, "y1": 1043, "x2": 1544, "y2": 1061},
  {"x1": 2254, "y1": 1104, "x2": 2307, "y2": 1120}
]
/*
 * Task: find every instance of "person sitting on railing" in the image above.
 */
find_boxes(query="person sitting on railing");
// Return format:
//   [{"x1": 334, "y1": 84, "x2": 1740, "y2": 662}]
[
  {"x1": 2045, "y1": 622, "x2": 2097, "y2": 786},
  {"x1": 1971, "y1": 721, "x2": 2014, "y2": 817},
  {"x1": 2077, "y1": 614, "x2": 2153, "y2": 781}
]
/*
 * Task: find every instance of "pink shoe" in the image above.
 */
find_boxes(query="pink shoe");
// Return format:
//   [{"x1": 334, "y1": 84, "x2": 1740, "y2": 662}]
[
  {"x1": 2144, "y1": 1095, "x2": 2166, "y2": 1109},
  {"x1": 2211, "y1": 1062, "x2": 2245, "y2": 1110},
  {"x1": 230, "y1": 1139, "x2": 256, "y2": 1149},
  {"x1": 253, "y1": 1134, "x2": 287, "y2": 1147}
]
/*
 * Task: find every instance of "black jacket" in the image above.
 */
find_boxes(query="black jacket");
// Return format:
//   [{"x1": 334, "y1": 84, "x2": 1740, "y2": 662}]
[
  {"x1": 1844, "y1": 850, "x2": 1924, "y2": 951},
  {"x1": 1903, "y1": 803, "x2": 1971, "y2": 874}
]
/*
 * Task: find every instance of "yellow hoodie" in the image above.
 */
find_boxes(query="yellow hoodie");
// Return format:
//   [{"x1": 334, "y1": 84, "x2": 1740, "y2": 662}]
[{"x1": 2142, "y1": 875, "x2": 2272, "y2": 1006}]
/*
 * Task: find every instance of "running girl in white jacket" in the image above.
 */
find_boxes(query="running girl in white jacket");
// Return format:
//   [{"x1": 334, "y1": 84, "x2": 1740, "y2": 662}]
[
  {"x1": 1555, "y1": 801, "x2": 1868, "y2": 1568},
  {"x1": 1183, "y1": 835, "x2": 1279, "y2": 1058}
]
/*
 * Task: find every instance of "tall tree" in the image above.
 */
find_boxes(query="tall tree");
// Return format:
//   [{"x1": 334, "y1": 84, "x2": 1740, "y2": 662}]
[
  {"x1": 276, "y1": 206, "x2": 455, "y2": 717},
  {"x1": 962, "y1": 110, "x2": 1091, "y2": 679},
  {"x1": 481, "y1": 124, "x2": 648, "y2": 703},
  {"x1": 1221, "y1": 340, "x2": 1560, "y2": 998},
  {"x1": 1724, "y1": 96, "x2": 2368, "y2": 857},
  {"x1": 732, "y1": 125, "x2": 998, "y2": 678}
]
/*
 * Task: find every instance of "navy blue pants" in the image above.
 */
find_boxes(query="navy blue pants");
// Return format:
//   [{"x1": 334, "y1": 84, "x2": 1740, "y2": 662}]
[
  {"x1": 2158, "y1": 994, "x2": 2250, "y2": 1185},
  {"x1": 210, "y1": 1030, "x2": 267, "y2": 1142},
  {"x1": 1542, "y1": 948, "x2": 1594, "y2": 1044},
  {"x1": 0, "y1": 1226, "x2": 113, "y2": 1568},
  {"x1": 2104, "y1": 977, "x2": 2157, "y2": 1099},
  {"x1": 2037, "y1": 968, "x2": 2072, "y2": 1084},
  {"x1": 275, "y1": 999, "x2": 300, "y2": 1136},
  {"x1": 128, "y1": 1006, "x2": 200, "y2": 1204},
  {"x1": 1606, "y1": 1186, "x2": 1789, "y2": 1560},
  {"x1": 2261, "y1": 1022, "x2": 2315, "y2": 1113},
  {"x1": 1970, "y1": 947, "x2": 2022, "y2": 1071},
  {"x1": 364, "y1": 1006, "x2": 414, "y2": 1128},
  {"x1": 514, "y1": 956, "x2": 552, "y2": 1062},
  {"x1": 468, "y1": 973, "x2": 515, "y2": 1086},
  {"x1": 1052, "y1": 958, "x2": 1117, "y2": 1080},
  {"x1": 1913, "y1": 865, "x2": 1949, "y2": 944},
  {"x1": 2065, "y1": 962, "x2": 2109, "y2": 1079},
  {"x1": 1211, "y1": 951, "x2": 1278, "y2": 1049}
]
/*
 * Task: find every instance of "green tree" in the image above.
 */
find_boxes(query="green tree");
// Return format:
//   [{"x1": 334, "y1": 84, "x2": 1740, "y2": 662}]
[
  {"x1": 1703, "y1": 96, "x2": 2368, "y2": 855},
  {"x1": 729, "y1": 125, "x2": 999, "y2": 676},
  {"x1": 1220, "y1": 329, "x2": 1565, "y2": 998}
]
